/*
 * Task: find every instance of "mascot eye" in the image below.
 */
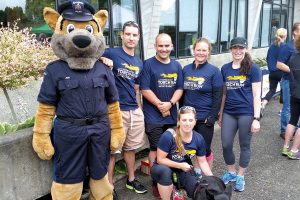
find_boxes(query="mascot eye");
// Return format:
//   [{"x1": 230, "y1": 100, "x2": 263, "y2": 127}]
[
  {"x1": 85, "y1": 25, "x2": 94, "y2": 34},
  {"x1": 67, "y1": 24, "x2": 75, "y2": 33}
]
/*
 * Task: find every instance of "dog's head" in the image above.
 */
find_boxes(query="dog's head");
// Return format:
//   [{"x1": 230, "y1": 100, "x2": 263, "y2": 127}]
[
  {"x1": 193, "y1": 176, "x2": 232, "y2": 200},
  {"x1": 44, "y1": 0, "x2": 108, "y2": 70}
]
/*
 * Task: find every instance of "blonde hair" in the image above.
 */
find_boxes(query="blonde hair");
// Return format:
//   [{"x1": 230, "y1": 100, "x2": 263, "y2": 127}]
[
  {"x1": 274, "y1": 28, "x2": 287, "y2": 46},
  {"x1": 175, "y1": 106, "x2": 196, "y2": 154}
]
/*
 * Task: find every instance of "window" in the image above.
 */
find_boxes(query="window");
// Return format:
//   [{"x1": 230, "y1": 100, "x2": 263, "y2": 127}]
[
  {"x1": 202, "y1": 0, "x2": 219, "y2": 54},
  {"x1": 159, "y1": 0, "x2": 248, "y2": 57},
  {"x1": 254, "y1": 0, "x2": 295, "y2": 48},
  {"x1": 178, "y1": 0, "x2": 199, "y2": 57}
]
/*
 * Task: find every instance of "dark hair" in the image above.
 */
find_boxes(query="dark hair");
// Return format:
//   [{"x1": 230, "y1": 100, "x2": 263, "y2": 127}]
[
  {"x1": 292, "y1": 22, "x2": 300, "y2": 35},
  {"x1": 175, "y1": 106, "x2": 196, "y2": 154},
  {"x1": 240, "y1": 52, "x2": 253, "y2": 75},
  {"x1": 122, "y1": 21, "x2": 139, "y2": 32},
  {"x1": 295, "y1": 35, "x2": 300, "y2": 53}
]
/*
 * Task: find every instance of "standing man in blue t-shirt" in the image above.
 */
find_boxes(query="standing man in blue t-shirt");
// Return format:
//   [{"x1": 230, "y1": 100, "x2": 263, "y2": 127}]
[
  {"x1": 140, "y1": 33, "x2": 183, "y2": 198},
  {"x1": 276, "y1": 22, "x2": 300, "y2": 139},
  {"x1": 102, "y1": 21, "x2": 147, "y2": 196}
]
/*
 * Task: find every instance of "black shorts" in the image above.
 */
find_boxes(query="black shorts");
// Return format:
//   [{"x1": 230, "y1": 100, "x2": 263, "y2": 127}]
[
  {"x1": 52, "y1": 118, "x2": 110, "y2": 184},
  {"x1": 289, "y1": 96, "x2": 300, "y2": 126},
  {"x1": 145, "y1": 123, "x2": 176, "y2": 151}
]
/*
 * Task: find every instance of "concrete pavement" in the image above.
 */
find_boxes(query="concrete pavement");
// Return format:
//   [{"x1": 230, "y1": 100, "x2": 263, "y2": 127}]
[{"x1": 113, "y1": 99, "x2": 300, "y2": 200}]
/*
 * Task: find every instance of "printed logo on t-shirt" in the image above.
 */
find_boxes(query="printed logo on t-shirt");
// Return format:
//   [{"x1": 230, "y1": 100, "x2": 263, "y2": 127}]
[
  {"x1": 183, "y1": 76, "x2": 205, "y2": 90},
  {"x1": 171, "y1": 149, "x2": 196, "y2": 161},
  {"x1": 117, "y1": 63, "x2": 140, "y2": 79},
  {"x1": 226, "y1": 75, "x2": 246, "y2": 89},
  {"x1": 158, "y1": 73, "x2": 178, "y2": 88}
]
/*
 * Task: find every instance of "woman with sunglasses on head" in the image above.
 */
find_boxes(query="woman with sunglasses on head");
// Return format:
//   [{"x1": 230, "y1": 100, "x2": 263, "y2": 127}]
[
  {"x1": 150, "y1": 106, "x2": 213, "y2": 200},
  {"x1": 182, "y1": 38, "x2": 223, "y2": 171},
  {"x1": 218, "y1": 37, "x2": 261, "y2": 192}
]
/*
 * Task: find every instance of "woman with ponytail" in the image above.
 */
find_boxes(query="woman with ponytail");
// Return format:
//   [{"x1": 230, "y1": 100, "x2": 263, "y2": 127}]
[
  {"x1": 218, "y1": 37, "x2": 262, "y2": 192},
  {"x1": 261, "y1": 28, "x2": 287, "y2": 114},
  {"x1": 150, "y1": 106, "x2": 213, "y2": 200}
]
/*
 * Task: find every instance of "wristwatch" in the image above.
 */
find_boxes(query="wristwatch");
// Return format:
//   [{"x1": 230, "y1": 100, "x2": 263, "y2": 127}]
[
  {"x1": 253, "y1": 117, "x2": 260, "y2": 121},
  {"x1": 170, "y1": 100, "x2": 174, "y2": 106}
]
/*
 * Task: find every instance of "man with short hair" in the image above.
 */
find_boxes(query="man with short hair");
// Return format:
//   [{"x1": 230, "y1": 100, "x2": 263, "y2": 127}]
[
  {"x1": 140, "y1": 33, "x2": 183, "y2": 198},
  {"x1": 277, "y1": 22, "x2": 300, "y2": 139},
  {"x1": 102, "y1": 21, "x2": 147, "y2": 197}
]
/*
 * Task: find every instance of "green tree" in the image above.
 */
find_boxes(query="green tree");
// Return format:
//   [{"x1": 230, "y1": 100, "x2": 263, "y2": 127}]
[{"x1": 25, "y1": 0, "x2": 54, "y2": 25}]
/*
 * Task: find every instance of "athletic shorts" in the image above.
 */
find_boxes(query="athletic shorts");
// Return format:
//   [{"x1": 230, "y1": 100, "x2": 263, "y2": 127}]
[
  {"x1": 52, "y1": 117, "x2": 110, "y2": 184},
  {"x1": 145, "y1": 123, "x2": 176, "y2": 151}
]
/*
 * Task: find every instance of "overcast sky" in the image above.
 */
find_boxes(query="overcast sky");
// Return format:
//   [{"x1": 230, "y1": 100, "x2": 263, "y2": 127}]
[{"x1": 0, "y1": 0, "x2": 26, "y2": 11}]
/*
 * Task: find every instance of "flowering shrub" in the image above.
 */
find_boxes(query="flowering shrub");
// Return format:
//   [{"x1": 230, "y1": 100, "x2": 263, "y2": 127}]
[{"x1": 0, "y1": 20, "x2": 56, "y2": 89}]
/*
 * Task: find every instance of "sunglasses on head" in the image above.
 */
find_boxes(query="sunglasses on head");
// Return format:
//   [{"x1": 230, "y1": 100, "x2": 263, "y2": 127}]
[
  {"x1": 122, "y1": 21, "x2": 139, "y2": 30},
  {"x1": 179, "y1": 106, "x2": 196, "y2": 113}
]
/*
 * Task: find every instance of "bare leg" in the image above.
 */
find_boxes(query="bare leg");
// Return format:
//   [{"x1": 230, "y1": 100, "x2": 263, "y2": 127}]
[
  {"x1": 291, "y1": 128, "x2": 300, "y2": 151},
  {"x1": 123, "y1": 150, "x2": 135, "y2": 181},
  {"x1": 237, "y1": 166, "x2": 246, "y2": 176},
  {"x1": 227, "y1": 164, "x2": 235, "y2": 173},
  {"x1": 157, "y1": 183, "x2": 173, "y2": 200},
  {"x1": 284, "y1": 124, "x2": 296, "y2": 147},
  {"x1": 108, "y1": 154, "x2": 116, "y2": 185},
  {"x1": 149, "y1": 150, "x2": 157, "y2": 167}
]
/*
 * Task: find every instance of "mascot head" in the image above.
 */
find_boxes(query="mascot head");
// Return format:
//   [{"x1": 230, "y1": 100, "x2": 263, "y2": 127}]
[{"x1": 44, "y1": 0, "x2": 108, "y2": 70}]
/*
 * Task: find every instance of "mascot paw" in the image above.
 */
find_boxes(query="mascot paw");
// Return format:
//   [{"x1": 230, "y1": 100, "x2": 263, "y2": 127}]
[
  {"x1": 32, "y1": 133, "x2": 54, "y2": 160},
  {"x1": 110, "y1": 128, "x2": 125, "y2": 151}
]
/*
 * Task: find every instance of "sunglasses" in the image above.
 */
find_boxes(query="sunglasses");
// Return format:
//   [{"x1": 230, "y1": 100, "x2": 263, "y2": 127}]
[{"x1": 179, "y1": 106, "x2": 196, "y2": 113}]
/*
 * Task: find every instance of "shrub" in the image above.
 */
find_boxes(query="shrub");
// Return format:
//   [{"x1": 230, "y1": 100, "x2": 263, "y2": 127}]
[
  {"x1": 0, "y1": 20, "x2": 56, "y2": 89},
  {"x1": 0, "y1": 20, "x2": 56, "y2": 127}
]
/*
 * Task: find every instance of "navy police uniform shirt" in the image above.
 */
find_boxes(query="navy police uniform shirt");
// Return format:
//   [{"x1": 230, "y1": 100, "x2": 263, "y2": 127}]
[
  {"x1": 278, "y1": 40, "x2": 297, "y2": 80},
  {"x1": 102, "y1": 47, "x2": 142, "y2": 111},
  {"x1": 140, "y1": 56, "x2": 183, "y2": 124},
  {"x1": 158, "y1": 130, "x2": 206, "y2": 162},
  {"x1": 38, "y1": 59, "x2": 119, "y2": 118},
  {"x1": 183, "y1": 61, "x2": 223, "y2": 120},
  {"x1": 221, "y1": 62, "x2": 261, "y2": 116},
  {"x1": 266, "y1": 42, "x2": 286, "y2": 72}
]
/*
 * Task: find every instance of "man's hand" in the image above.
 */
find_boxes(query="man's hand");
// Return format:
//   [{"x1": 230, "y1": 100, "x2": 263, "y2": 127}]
[{"x1": 100, "y1": 57, "x2": 113, "y2": 69}]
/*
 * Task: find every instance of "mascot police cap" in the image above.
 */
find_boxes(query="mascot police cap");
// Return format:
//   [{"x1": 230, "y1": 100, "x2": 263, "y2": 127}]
[{"x1": 58, "y1": 0, "x2": 95, "y2": 22}]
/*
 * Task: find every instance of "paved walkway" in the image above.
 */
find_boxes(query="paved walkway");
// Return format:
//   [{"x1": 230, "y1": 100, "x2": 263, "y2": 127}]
[{"x1": 114, "y1": 100, "x2": 300, "y2": 200}]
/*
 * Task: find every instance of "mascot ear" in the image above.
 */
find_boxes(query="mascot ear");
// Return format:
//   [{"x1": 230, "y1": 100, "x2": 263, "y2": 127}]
[
  {"x1": 94, "y1": 10, "x2": 108, "y2": 32},
  {"x1": 43, "y1": 7, "x2": 60, "y2": 31}
]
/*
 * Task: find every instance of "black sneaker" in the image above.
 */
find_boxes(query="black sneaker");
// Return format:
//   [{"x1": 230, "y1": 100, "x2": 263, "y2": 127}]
[
  {"x1": 126, "y1": 179, "x2": 148, "y2": 194},
  {"x1": 113, "y1": 189, "x2": 118, "y2": 200}
]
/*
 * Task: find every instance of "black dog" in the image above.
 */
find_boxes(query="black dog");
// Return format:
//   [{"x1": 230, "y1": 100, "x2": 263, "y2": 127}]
[{"x1": 193, "y1": 176, "x2": 232, "y2": 200}]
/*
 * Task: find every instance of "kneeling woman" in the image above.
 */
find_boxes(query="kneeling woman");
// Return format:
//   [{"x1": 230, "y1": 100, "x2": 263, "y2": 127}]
[{"x1": 150, "y1": 106, "x2": 213, "y2": 200}]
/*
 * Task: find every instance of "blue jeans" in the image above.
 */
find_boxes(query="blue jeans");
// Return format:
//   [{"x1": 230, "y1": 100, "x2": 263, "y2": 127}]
[{"x1": 280, "y1": 79, "x2": 290, "y2": 134}]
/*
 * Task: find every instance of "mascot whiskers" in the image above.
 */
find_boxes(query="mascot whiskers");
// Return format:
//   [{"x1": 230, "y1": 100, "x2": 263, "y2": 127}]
[{"x1": 32, "y1": 1, "x2": 125, "y2": 199}]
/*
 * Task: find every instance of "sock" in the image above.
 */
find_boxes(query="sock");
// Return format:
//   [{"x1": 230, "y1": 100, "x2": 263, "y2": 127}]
[
  {"x1": 291, "y1": 149, "x2": 299, "y2": 153},
  {"x1": 128, "y1": 177, "x2": 135, "y2": 182},
  {"x1": 194, "y1": 168, "x2": 201, "y2": 176},
  {"x1": 284, "y1": 145, "x2": 289, "y2": 148}
]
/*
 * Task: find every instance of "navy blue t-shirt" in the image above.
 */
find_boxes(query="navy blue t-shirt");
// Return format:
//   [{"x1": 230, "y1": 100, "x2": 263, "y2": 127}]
[
  {"x1": 183, "y1": 61, "x2": 223, "y2": 120},
  {"x1": 277, "y1": 40, "x2": 297, "y2": 80},
  {"x1": 37, "y1": 60, "x2": 119, "y2": 118},
  {"x1": 221, "y1": 62, "x2": 261, "y2": 116},
  {"x1": 158, "y1": 130, "x2": 206, "y2": 162},
  {"x1": 266, "y1": 42, "x2": 286, "y2": 72},
  {"x1": 140, "y1": 56, "x2": 183, "y2": 124},
  {"x1": 102, "y1": 47, "x2": 143, "y2": 111}
]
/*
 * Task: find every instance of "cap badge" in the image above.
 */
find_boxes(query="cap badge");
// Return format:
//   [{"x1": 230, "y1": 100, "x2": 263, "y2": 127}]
[{"x1": 73, "y1": 1, "x2": 84, "y2": 13}]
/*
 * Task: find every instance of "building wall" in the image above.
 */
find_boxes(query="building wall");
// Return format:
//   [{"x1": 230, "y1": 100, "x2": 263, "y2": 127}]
[{"x1": 294, "y1": 1, "x2": 300, "y2": 23}]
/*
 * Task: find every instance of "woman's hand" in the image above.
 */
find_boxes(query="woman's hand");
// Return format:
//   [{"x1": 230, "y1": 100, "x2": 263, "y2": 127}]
[
  {"x1": 251, "y1": 119, "x2": 260, "y2": 134},
  {"x1": 217, "y1": 113, "x2": 223, "y2": 127},
  {"x1": 100, "y1": 57, "x2": 113, "y2": 69},
  {"x1": 179, "y1": 162, "x2": 192, "y2": 172}
]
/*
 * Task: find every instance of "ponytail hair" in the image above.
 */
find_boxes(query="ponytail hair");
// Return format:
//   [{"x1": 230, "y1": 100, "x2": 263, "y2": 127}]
[
  {"x1": 274, "y1": 28, "x2": 287, "y2": 46},
  {"x1": 175, "y1": 126, "x2": 185, "y2": 154},
  {"x1": 240, "y1": 52, "x2": 253, "y2": 75}
]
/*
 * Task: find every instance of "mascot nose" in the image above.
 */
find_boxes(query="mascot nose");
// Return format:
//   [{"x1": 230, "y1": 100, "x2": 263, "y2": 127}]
[{"x1": 72, "y1": 35, "x2": 91, "y2": 48}]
